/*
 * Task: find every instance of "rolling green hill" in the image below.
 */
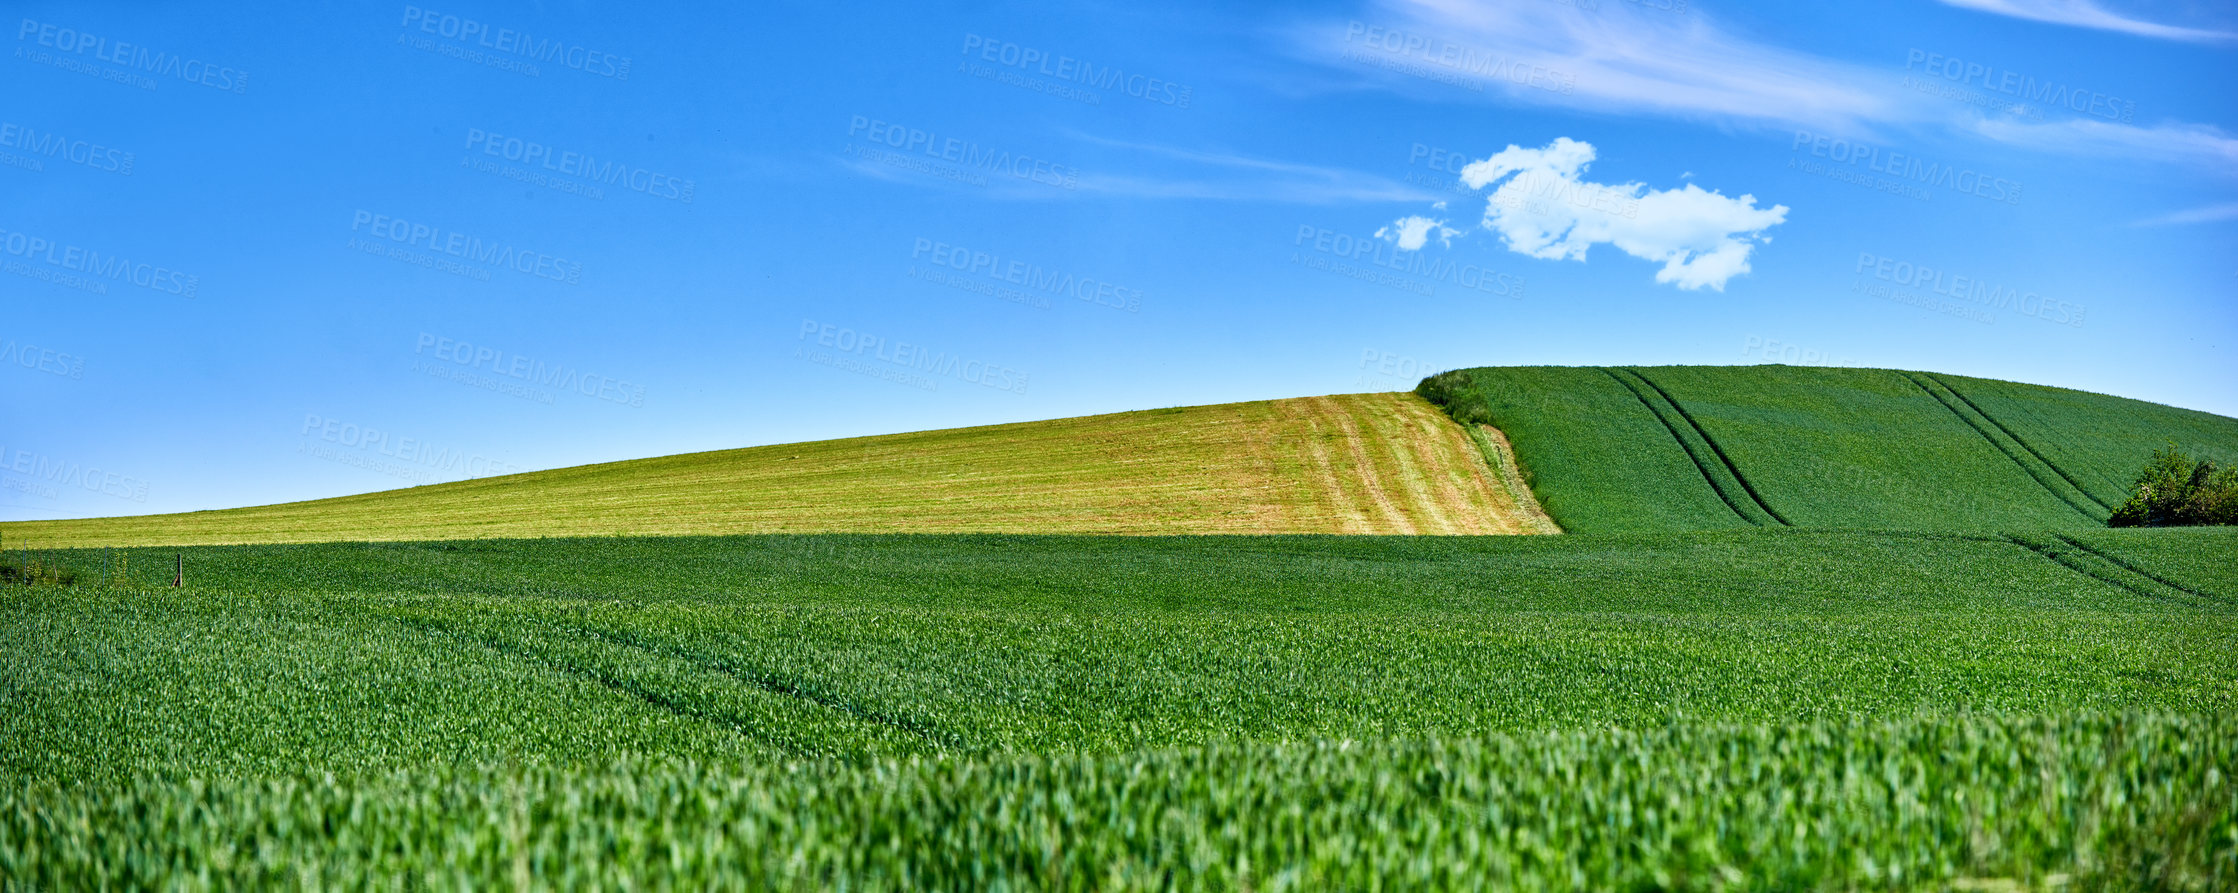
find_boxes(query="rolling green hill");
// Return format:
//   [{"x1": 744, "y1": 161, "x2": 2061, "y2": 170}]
[
  {"x1": 0, "y1": 393, "x2": 1555, "y2": 548},
  {"x1": 8, "y1": 364, "x2": 2235, "y2": 886},
  {"x1": 11, "y1": 366, "x2": 2231, "y2": 548},
  {"x1": 1420, "y1": 365, "x2": 2238, "y2": 533}
]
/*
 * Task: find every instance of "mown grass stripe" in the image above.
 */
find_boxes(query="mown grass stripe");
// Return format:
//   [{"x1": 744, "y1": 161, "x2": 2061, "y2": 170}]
[
  {"x1": 1620, "y1": 367, "x2": 1790, "y2": 528},
  {"x1": 0, "y1": 393, "x2": 1542, "y2": 546},
  {"x1": 1275, "y1": 397, "x2": 1369, "y2": 533},
  {"x1": 1927, "y1": 374, "x2": 2116, "y2": 512},
  {"x1": 1905, "y1": 373, "x2": 2106, "y2": 523},
  {"x1": 1382, "y1": 397, "x2": 1476, "y2": 533},
  {"x1": 1314, "y1": 396, "x2": 1416, "y2": 534}
]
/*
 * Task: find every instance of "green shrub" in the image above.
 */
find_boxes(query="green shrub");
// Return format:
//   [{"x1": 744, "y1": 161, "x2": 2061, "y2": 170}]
[
  {"x1": 1413, "y1": 369, "x2": 1492, "y2": 426},
  {"x1": 2108, "y1": 444, "x2": 2238, "y2": 527}
]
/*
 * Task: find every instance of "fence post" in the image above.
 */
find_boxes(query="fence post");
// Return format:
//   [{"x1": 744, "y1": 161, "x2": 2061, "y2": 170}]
[{"x1": 174, "y1": 552, "x2": 183, "y2": 588}]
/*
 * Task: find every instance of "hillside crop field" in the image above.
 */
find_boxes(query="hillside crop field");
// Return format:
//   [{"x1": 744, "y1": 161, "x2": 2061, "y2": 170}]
[
  {"x1": 1419, "y1": 365, "x2": 2238, "y2": 533},
  {"x1": 0, "y1": 393, "x2": 1547, "y2": 548},
  {"x1": 3, "y1": 530, "x2": 2234, "y2": 887},
  {"x1": 6, "y1": 367, "x2": 2235, "y2": 888},
  {"x1": 1935, "y1": 372, "x2": 2238, "y2": 510}
]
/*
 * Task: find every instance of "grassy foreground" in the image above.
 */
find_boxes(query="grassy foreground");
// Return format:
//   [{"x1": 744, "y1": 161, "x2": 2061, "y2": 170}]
[
  {"x1": 0, "y1": 393, "x2": 1548, "y2": 547},
  {"x1": 2, "y1": 530, "x2": 2232, "y2": 887},
  {"x1": 6, "y1": 713, "x2": 2227, "y2": 890},
  {"x1": 1419, "y1": 366, "x2": 2238, "y2": 533}
]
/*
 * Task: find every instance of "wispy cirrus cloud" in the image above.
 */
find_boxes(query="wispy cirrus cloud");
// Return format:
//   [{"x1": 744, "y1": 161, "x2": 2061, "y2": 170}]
[
  {"x1": 1301, "y1": 0, "x2": 1902, "y2": 134},
  {"x1": 1972, "y1": 118, "x2": 2238, "y2": 172},
  {"x1": 2129, "y1": 202, "x2": 2238, "y2": 227},
  {"x1": 1935, "y1": 0, "x2": 2238, "y2": 43},
  {"x1": 1295, "y1": 0, "x2": 2238, "y2": 177},
  {"x1": 1064, "y1": 133, "x2": 1442, "y2": 203}
]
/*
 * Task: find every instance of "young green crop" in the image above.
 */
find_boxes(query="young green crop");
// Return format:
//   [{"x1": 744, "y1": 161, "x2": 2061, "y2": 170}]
[
  {"x1": 1417, "y1": 367, "x2": 1755, "y2": 533},
  {"x1": 4, "y1": 530, "x2": 2233, "y2": 780},
  {"x1": 1937, "y1": 372, "x2": 2238, "y2": 509},
  {"x1": 3, "y1": 530, "x2": 2231, "y2": 886},
  {"x1": 3, "y1": 712, "x2": 2228, "y2": 890},
  {"x1": 1418, "y1": 365, "x2": 2238, "y2": 533}
]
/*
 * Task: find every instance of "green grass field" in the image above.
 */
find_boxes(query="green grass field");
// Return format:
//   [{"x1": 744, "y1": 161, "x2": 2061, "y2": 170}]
[
  {"x1": 1419, "y1": 365, "x2": 2238, "y2": 533},
  {"x1": 3, "y1": 530, "x2": 2233, "y2": 887},
  {"x1": 6, "y1": 366, "x2": 2234, "y2": 888}
]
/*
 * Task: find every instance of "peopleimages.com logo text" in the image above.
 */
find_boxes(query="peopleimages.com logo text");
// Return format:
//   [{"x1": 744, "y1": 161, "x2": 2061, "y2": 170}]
[
  {"x1": 398, "y1": 6, "x2": 630, "y2": 79},
  {"x1": 0, "y1": 226, "x2": 197, "y2": 296},
  {"x1": 16, "y1": 18, "x2": 248, "y2": 93},
  {"x1": 1856, "y1": 252, "x2": 2084, "y2": 327}
]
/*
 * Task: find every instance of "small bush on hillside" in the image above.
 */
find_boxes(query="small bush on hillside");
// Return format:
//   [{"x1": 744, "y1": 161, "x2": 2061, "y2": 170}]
[
  {"x1": 1415, "y1": 370, "x2": 1492, "y2": 426},
  {"x1": 2108, "y1": 444, "x2": 2238, "y2": 527}
]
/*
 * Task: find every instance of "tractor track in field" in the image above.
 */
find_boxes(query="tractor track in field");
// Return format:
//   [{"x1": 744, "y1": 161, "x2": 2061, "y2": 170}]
[
  {"x1": 1603, "y1": 368, "x2": 1790, "y2": 527},
  {"x1": 1924, "y1": 374, "x2": 2115, "y2": 512},
  {"x1": 381, "y1": 614, "x2": 794, "y2": 750},
  {"x1": 381, "y1": 613, "x2": 960, "y2": 752},
  {"x1": 1901, "y1": 372, "x2": 2107, "y2": 523},
  {"x1": 2049, "y1": 533, "x2": 2232, "y2": 604},
  {"x1": 559, "y1": 621, "x2": 969, "y2": 749},
  {"x1": 2000, "y1": 533, "x2": 2211, "y2": 606}
]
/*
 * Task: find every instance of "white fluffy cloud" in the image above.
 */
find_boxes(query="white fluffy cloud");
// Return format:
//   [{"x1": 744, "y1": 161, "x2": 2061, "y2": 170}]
[
  {"x1": 1387, "y1": 138, "x2": 1788, "y2": 291},
  {"x1": 1375, "y1": 215, "x2": 1458, "y2": 250}
]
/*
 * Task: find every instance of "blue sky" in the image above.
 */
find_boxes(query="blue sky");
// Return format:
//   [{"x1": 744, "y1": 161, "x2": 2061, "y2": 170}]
[{"x1": 3, "y1": 0, "x2": 2233, "y2": 520}]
